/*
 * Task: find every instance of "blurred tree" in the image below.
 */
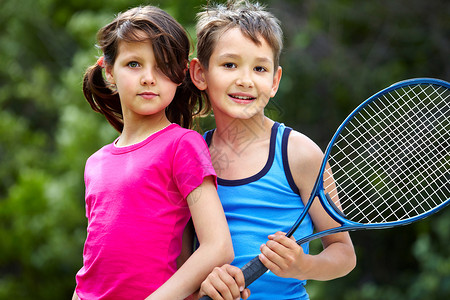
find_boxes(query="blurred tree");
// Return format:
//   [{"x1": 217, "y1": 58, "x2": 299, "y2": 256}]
[{"x1": 0, "y1": 0, "x2": 448, "y2": 299}]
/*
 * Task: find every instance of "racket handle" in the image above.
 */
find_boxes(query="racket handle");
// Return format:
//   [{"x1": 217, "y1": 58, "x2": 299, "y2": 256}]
[
  {"x1": 241, "y1": 255, "x2": 268, "y2": 287},
  {"x1": 198, "y1": 256, "x2": 267, "y2": 300}
]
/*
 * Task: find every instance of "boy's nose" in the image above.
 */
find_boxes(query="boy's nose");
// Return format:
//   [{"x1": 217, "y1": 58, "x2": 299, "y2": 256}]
[
  {"x1": 236, "y1": 70, "x2": 254, "y2": 88},
  {"x1": 236, "y1": 77, "x2": 253, "y2": 88}
]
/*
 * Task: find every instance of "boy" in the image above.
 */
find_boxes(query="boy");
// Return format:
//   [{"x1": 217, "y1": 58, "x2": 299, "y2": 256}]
[{"x1": 190, "y1": 1, "x2": 356, "y2": 299}]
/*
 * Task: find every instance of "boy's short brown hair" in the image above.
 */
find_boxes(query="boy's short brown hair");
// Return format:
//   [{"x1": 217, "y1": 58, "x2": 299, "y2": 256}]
[{"x1": 196, "y1": 0, "x2": 283, "y2": 70}]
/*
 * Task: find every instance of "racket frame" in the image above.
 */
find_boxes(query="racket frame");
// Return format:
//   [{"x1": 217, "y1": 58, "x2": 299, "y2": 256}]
[{"x1": 288, "y1": 78, "x2": 450, "y2": 244}]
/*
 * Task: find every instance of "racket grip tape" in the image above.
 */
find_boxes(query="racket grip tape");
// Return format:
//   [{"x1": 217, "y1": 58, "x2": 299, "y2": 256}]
[
  {"x1": 198, "y1": 256, "x2": 268, "y2": 300},
  {"x1": 241, "y1": 255, "x2": 268, "y2": 287}
]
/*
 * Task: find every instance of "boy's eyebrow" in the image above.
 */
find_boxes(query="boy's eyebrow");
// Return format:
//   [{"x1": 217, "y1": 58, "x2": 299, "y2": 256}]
[
  {"x1": 217, "y1": 53, "x2": 240, "y2": 60},
  {"x1": 217, "y1": 53, "x2": 273, "y2": 64},
  {"x1": 255, "y1": 57, "x2": 273, "y2": 65}
]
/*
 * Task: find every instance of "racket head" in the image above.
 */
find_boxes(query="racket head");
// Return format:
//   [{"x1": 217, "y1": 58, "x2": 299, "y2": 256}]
[{"x1": 318, "y1": 78, "x2": 450, "y2": 230}]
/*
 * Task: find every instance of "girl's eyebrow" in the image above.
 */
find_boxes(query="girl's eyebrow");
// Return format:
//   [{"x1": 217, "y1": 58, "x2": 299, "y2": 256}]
[{"x1": 118, "y1": 53, "x2": 142, "y2": 61}]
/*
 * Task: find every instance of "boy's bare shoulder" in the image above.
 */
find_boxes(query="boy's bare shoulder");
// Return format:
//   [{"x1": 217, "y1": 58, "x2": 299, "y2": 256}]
[
  {"x1": 287, "y1": 129, "x2": 323, "y2": 157},
  {"x1": 287, "y1": 129, "x2": 324, "y2": 173}
]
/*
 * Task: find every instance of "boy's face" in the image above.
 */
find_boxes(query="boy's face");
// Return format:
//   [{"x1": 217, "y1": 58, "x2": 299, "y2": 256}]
[{"x1": 194, "y1": 27, "x2": 282, "y2": 120}]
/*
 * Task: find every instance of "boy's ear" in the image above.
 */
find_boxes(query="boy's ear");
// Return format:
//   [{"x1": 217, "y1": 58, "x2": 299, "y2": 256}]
[
  {"x1": 270, "y1": 66, "x2": 282, "y2": 98},
  {"x1": 105, "y1": 65, "x2": 115, "y2": 85},
  {"x1": 189, "y1": 58, "x2": 207, "y2": 90}
]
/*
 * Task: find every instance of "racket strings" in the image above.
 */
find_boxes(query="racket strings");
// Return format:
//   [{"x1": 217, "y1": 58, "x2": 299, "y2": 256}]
[
  {"x1": 327, "y1": 100, "x2": 441, "y2": 220},
  {"x1": 332, "y1": 97, "x2": 444, "y2": 221},
  {"x1": 325, "y1": 83, "x2": 450, "y2": 224},
  {"x1": 359, "y1": 87, "x2": 448, "y2": 213},
  {"x1": 364, "y1": 84, "x2": 448, "y2": 218},
  {"x1": 353, "y1": 84, "x2": 450, "y2": 221}
]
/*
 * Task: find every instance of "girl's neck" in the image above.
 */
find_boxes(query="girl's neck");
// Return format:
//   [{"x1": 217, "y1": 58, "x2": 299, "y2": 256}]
[{"x1": 117, "y1": 115, "x2": 172, "y2": 147}]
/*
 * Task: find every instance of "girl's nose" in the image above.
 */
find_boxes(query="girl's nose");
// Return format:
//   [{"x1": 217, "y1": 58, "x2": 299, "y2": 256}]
[{"x1": 141, "y1": 68, "x2": 156, "y2": 86}]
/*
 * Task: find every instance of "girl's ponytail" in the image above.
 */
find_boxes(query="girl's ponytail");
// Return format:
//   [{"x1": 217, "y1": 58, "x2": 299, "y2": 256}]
[
  {"x1": 82, "y1": 63, "x2": 123, "y2": 132},
  {"x1": 166, "y1": 70, "x2": 207, "y2": 130}
]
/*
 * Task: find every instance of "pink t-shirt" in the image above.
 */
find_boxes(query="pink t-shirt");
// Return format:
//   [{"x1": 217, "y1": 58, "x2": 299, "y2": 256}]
[{"x1": 75, "y1": 124, "x2": 216, "y2": 299}]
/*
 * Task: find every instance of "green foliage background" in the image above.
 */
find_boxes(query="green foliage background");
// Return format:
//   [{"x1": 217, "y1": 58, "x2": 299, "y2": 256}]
[{"x1": 0, "y1": 0, "x2": 448, "y2": 299}]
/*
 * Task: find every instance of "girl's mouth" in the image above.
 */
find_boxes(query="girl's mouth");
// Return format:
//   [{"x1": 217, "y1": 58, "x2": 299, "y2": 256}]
[{"x1": 138, "y1": 92, "x2": 158, "y2": 99}]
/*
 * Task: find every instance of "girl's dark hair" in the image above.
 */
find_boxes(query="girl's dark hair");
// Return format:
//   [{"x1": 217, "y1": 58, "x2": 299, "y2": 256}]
[{"x1": 83, "y1": 6, "x2": 204, "y2": 132}]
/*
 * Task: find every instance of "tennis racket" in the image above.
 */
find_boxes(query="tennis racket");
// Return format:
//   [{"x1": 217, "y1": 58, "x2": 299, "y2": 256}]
[{"x1": 199, "y1": 78, "x2": 450, "y2": 299}]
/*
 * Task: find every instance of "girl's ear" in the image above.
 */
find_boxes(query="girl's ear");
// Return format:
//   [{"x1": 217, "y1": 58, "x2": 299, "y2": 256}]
[
  {"x1": 189, "y1": 58, "x2": 207, "y2": 90},
  {"x1": 105, "y1": 65, "x2": 116, "y2": 85},
  {"x1": 270, "y1": 66, "x2": 282, "y2": 98}
]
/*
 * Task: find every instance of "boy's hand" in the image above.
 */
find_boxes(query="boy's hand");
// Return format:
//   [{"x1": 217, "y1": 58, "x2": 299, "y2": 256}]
[
  {"x1": 198, "y1": 264, "x2": 251, "y2": 300},
  {"x1": 259, "y1": 231, "x2": 310, "y2": 280}
]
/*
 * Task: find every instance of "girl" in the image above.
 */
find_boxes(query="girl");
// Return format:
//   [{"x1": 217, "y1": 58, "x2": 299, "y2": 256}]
[
  {"x1": 72, "y1": 6, "x2": 233, "y2": 300},
  {"x1": 190, "y1": 1, "x2": 356, "y2": 299}
]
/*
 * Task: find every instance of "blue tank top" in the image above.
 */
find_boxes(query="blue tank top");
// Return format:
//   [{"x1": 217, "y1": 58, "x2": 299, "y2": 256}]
[{"x1": 205, "y1": 122, "x2": 313, "y2": 300}]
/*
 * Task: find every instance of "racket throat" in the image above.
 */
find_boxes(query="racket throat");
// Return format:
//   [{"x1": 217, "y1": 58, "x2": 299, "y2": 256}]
[{"x1": 325, "y1": 193, "x2": 347, "y2": 219}]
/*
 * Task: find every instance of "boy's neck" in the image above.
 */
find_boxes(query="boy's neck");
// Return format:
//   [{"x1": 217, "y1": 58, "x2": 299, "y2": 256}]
[{"x1": 213, "y1": 115, "x2": 274, "y2": 149}]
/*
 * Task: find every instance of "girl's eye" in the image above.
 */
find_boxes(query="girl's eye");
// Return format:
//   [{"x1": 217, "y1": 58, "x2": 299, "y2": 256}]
[
  {"x1": 254, "y1": 66, "x2": 267, "y2": 72},
  {"x1": 128, "y1": 61, "x2": 140, "y2": 68},
  {"x1": 223, "y1": 63, "x2": 236, "y2": 69}
]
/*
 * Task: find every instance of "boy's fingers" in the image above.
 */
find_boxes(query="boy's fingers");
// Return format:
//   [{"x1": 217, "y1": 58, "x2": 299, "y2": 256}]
[
  {"x1": 268, "y1": 232, "x2": 298, "y2": 248},
  {"x1": 259, "y1": 244, "x2": 283, "y2": 272}
]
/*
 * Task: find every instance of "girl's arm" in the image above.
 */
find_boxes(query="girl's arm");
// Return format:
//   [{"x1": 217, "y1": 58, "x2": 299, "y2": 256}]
[
  {"x1": 259, "y1": 131, "x2": 356, "y2": 281},
  {"x1": 146, "y1": 176, "x2": 234, "y2": 300},
  {"x1": 177, "y1": 219, "x2": 195, "y2": 269}
]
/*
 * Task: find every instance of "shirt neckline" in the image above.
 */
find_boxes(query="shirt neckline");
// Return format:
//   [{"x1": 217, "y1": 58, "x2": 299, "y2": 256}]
[
  {"x1": 111, "y1": 123, "x2": 178, "y2": 154},
  {"x1": 213, "y1": 122, "x2": 280, "y2": 186}
]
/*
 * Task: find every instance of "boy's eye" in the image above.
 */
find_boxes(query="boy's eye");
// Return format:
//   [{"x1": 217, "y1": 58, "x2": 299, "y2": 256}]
[
  {"x1": 223, "y1": 63, "x2": 236, "y2": 69},
  {"x1": 128, "y1": 61, "x2": 140, "y2": 68},
  {"x1": 254, "y1": 66, "x2": 267, "y2": 72}
]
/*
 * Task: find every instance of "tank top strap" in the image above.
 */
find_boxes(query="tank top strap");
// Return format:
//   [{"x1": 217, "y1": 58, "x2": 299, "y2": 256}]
[{"x1": 274, "y1": 123, "x2": 300, "y2": 195}]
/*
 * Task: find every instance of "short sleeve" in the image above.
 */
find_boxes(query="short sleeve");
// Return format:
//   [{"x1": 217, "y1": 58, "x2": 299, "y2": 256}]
[{"x1": 173, "y1": 131, "x2": 217, "y2": 200}]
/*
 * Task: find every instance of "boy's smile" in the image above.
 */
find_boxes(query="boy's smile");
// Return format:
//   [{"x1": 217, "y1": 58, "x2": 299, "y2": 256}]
[{"x1": 228, "y1": 92, "x2": 257, "y2": 104}]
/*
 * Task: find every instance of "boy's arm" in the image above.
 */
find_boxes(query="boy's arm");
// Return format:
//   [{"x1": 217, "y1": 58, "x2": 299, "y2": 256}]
[
  {"x1": 259, "y1": 131, "x2": 356, "y2": 281},
  {"x1": 146, "y1": 176, "x2": 234, "y2": 300}
]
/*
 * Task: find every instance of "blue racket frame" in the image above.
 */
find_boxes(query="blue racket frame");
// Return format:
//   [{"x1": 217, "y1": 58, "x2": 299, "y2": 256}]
[{"x1": 289, "y1": 78, "x2": 450, "y2": 244}]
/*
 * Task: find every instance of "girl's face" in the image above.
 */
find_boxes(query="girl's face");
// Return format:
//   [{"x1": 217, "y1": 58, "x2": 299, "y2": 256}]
[
  {"x1": 105, "y1": 39, "x2": 178, "y2": 125},
  {"x1": 193, "y1": 27, "x2": 282, "y2": 121}
]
